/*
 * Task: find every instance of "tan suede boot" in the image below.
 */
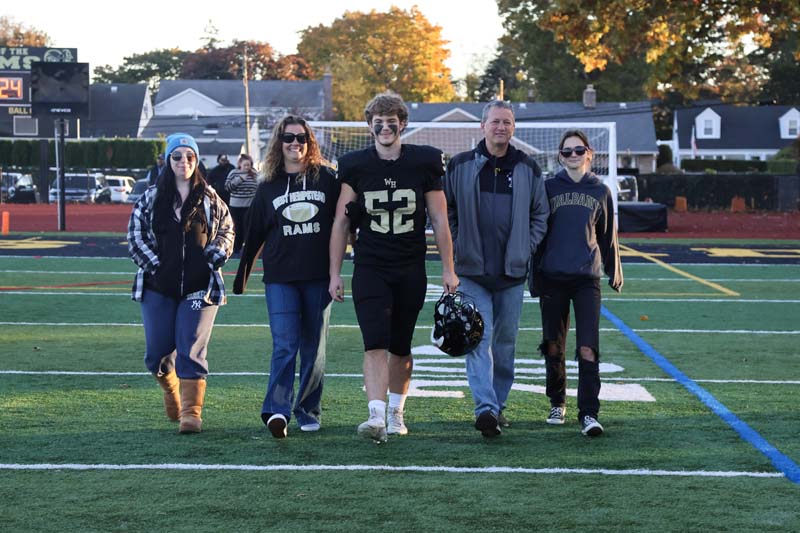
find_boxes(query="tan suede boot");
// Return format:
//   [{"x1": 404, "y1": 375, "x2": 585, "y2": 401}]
[
  {"x1": 179, "y1": 379, "x2": 207, "y2": 433},
  {"x1": 154, "y1": 371, "x2": 181, "y2": 421}
]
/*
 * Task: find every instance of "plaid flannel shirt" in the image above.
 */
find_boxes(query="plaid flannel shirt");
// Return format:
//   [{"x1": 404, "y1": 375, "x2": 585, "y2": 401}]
[{"x1": 127, "y1": 185, "x2": 234, "y2": 305}]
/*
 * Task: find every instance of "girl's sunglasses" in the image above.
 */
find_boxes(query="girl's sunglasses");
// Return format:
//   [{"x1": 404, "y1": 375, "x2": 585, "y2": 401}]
[
  {"x1": 280, "y1": 133, "x2": 307, "y2": 144},
  {"x1": 559, "y1": 146, "x2": 588, "y2": 157},
  {"x1": 170, "y1": 152, "x2": 196, "y2": 162}
]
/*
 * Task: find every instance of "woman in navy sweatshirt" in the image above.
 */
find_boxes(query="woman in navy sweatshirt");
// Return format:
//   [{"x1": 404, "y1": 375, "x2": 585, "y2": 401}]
[
  {"x1": 530, "y1": 129, "x2": 623, "y2": 436},
  {"x1": 233, "y1": 115, "x2": 340, "y2": 438}
]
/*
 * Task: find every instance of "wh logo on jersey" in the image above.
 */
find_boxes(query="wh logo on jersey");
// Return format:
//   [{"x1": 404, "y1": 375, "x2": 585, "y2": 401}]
[{"x1": 384, "y1": 178, "x2": 397, "y2": 188}]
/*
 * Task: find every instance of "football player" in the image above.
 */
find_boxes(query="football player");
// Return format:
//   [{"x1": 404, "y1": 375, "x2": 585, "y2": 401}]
[{"x1": 329, "y1": 92, "x2": 458, "y2": 442}]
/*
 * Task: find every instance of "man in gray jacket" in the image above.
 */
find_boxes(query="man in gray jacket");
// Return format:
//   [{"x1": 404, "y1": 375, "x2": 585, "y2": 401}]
[{"x1": 443, "y1": 100, "x2": 549, "y2": 437}]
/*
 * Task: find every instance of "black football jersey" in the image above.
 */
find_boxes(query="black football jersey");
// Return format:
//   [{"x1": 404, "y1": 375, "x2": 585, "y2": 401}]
[{"x1": 338, "y1": 144, "x2": 444, "y2": 266}]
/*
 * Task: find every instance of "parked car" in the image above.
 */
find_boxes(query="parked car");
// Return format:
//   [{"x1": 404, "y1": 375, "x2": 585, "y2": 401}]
[
  {"x1": 97, "y1": 176, "x2": 135, "y2": 203},
  {"x1": 48, "y1": 173, "x2": 106, "y2": 203},
  {"x1": 126, "y1": 178, "x2": 149, "y2": 204},
  {"x1": 6, "y1": 173, "x2": 39, "y2": 203}
]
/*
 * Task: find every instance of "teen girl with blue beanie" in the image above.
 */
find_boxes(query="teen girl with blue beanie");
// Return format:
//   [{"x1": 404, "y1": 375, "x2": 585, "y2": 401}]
[{"x1": 128, "y1": 133, "x2": 234, "y2": 433}]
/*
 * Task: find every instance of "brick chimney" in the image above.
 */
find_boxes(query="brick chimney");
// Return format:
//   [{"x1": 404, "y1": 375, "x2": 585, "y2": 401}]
[{"x1": 583, "y1": 84, "x2": 596, "y2": 109}]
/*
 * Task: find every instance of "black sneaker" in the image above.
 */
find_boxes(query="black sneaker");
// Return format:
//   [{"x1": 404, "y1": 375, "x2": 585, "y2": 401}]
[
  {"x1": 546, "y1": 406, "x2": 566, "y2": 425},
  {"x1": 580, "y1": 415, "x2": 604, "y2": 437},
  {"x1": 475, "y1": 411, "x2": 501, "y2": 438}
]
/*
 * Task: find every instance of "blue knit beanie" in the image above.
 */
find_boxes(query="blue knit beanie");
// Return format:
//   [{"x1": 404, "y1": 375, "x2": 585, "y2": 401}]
[{"x1": 165, "y1": 133, "x2": 200, "y2": 160}]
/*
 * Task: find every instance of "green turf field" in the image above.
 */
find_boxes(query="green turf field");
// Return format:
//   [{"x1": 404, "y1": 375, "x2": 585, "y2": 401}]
[{"x1": 1, "y1": 249, "x2": 799, "y2": 531}]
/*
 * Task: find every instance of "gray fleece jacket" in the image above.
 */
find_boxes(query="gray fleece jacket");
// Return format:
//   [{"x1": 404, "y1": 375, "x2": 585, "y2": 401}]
[{"x1": 444, "y1": 141, "x2": 549, "y2": 279}]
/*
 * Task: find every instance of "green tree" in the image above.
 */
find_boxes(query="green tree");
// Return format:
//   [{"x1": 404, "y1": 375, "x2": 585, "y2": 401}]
[
  {"x1": 483, "y1": 28, "x2": 649, "y2": 104},
  {"x1": 0, "y1": 16, "x2": 50, "y2": 46},
  {"x1": 760, "y1": 32, "x2": 800, "y2": 105},
  {"x1": 297, "y1": 6, "x2": 455, "y2": 119},
  {"x1": 93, "y1": 48, "x2": 188, "y2": 94}
]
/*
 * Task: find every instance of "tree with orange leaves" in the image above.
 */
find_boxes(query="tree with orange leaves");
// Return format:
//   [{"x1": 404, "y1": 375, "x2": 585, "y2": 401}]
[
  {"x1": 298, "y1": 6, "x2": 455, "y2": 120},
  {"x1": 497, "y1": 0, "x2": 800, "y2": 101}
]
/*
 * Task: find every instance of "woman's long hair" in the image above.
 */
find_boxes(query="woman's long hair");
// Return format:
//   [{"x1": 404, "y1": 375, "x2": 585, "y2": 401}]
[
  {"x1": 263, "y1": 115, "x2": 327, "y2": 182},
  {"x1": 152, "y1": 160, "x2": 208, "y2": 233}
]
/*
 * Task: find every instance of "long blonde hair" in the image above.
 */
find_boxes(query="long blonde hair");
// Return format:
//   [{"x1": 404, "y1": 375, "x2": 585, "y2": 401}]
[{"x1": 263, "y1": 115, "x2": 327, "y2": 182}]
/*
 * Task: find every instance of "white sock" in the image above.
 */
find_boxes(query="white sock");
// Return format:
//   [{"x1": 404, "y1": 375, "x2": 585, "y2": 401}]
[
  {"x1": 368, "y1": 400, "x2": 386, "y2": 420},
  {"x1": 388, "y1": 393, "x2": 407, "y2": 411}
]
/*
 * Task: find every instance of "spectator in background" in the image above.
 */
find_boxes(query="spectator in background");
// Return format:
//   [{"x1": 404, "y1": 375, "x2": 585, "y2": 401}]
[
  {"x1": 225, "y1": 154, "x2": 259, "y2": 254},
  {"x1": 127, "y1": 133, "x2": 234, "y2": 434},
  {"x1": 207, "y1": 154, "x2": 235, "y2": 205},
  {"x1": 146, "y1": 153, "x2": 166, "y2": 186}
]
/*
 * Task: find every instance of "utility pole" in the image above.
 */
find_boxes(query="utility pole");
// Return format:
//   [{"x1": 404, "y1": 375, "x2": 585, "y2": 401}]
[
  {"x1": 498, "y1": 79, "x2": 504, "y2": 101},
  {"x1": 243, "y1": 45, "x2": 251, "y2": 156}
]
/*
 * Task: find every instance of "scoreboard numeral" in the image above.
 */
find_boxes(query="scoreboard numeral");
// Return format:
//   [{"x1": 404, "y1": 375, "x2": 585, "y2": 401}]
[{"x1": 0, "y1": 77, "x2": 23, "y2": 100}]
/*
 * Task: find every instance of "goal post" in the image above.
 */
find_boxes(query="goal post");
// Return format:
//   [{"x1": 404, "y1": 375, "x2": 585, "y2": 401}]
[{"x1": 308, "y1": 120, "x2": 619, "y2": 218}]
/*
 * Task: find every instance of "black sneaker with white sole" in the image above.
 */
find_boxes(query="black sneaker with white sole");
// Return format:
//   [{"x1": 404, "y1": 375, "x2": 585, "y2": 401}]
[
  {"x1": 546, "y1": 406, "x2": 566, "y2": 425},
  {"x1": 580, "y1": 415, "x2": 604, "y2": 437},
  {"x1": 475, "y1": 410, "x2": 501, "y2": 438}
]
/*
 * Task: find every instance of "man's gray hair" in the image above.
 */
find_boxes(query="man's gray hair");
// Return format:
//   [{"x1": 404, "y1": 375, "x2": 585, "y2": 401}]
[{"x1": 481, "y1": 100, "x2": 514, "y2": 123}]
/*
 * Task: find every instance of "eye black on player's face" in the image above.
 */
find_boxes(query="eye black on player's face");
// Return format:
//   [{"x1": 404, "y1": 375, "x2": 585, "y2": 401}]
[{"x1": 371, "y1": 115, "x2": 403, "y2": 146}]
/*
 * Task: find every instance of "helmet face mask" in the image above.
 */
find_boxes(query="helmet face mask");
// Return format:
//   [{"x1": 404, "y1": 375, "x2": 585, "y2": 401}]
[{"x1": 431, "y1": 291, "x2": 484, "y2": 357}]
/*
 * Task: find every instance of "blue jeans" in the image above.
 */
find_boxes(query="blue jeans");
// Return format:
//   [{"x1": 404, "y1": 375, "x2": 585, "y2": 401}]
[
  {"x1": 263, "y1": 280, "x2": 331, "y2": 427},
  {"x1": 459, "y1": 278, "x2": 524, "y2": 417},
  {"x1": 140, "y1": 289, "x2": 218, "y2": 379}
]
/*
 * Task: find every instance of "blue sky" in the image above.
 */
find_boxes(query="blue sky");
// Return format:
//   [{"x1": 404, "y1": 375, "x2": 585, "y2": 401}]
[{"x1": 3, "y1": 0, "x2": 505, "y2": 80}]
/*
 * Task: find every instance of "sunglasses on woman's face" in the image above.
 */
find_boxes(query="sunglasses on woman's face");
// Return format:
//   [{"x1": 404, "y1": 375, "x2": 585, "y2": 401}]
[
  {"x1": 170, "y1": 152, "x2": 196, "y2": 162},
  {"x1": 559, "y1": 146, "x2": 588, "y2": 157},
  {"x1": 280, "y1": 133, "x2": 307, "y2": 144}
]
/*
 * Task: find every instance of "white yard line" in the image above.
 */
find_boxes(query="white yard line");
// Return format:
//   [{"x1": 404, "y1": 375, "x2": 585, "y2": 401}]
[
  {"x1": 1, "y1": 291, "x2": 799, "y2": 304},
  {"x1": 0, "y1": 462, "x2": 783, "y2": 479},
  {"x1": 1, "y1": 370, "x2": 798, "y2": 385},
  {"x1": 1, "y1": 321, "x2": 798, "y2": 335}
]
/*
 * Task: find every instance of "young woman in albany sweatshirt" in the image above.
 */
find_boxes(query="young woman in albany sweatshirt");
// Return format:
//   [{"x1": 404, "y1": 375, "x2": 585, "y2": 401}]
[{"x1": 530, "y1": 129, "x2": 623, "y2": 437}]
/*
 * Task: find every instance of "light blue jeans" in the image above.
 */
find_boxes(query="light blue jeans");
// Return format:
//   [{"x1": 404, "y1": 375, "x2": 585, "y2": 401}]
[
  {"x1": 458, "y1": 277, "x2": 525, "y2": 417},
  {"x1": 263, "y1": 280, "x2": 331, "y2": 428}
]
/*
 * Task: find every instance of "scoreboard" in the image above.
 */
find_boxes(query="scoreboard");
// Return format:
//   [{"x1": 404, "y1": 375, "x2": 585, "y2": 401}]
[{"x1": 0, "y1": 47, "x2": 77, "y2": 136}]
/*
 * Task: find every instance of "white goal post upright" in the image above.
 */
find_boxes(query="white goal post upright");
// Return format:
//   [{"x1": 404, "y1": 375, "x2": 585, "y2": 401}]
[{"x1": 309, "y1": 120, "x2": 619, "y2": 220}]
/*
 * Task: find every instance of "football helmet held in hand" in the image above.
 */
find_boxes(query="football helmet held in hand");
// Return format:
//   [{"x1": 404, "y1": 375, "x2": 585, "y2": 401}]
[{"x1": 431, "y1": 291, "x2": 484, "y2": 357}]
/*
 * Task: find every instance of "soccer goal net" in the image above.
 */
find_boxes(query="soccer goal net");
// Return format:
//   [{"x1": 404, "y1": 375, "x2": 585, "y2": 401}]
[{"x1": 309, "y1": 120, "x2": 619, "y2": 215}]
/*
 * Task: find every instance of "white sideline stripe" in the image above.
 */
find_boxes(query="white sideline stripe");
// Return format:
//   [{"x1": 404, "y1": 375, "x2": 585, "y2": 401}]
[
  {"x1": 1, "y1": 370, "x2": 798, "y2": 385},
  {"x1": 0, "y1": 270, "x2": 137, "y2": 275},
  {"x1": 622, "y1": 278, "x2": 799, "y2": 282},
  {"x1": 0, "y1": 462, "x2": 783, "y2": 479},
  {"x1": 0, "y1": 270, "x2": 355, "y2": 279},
  {"x1": 1, "y1": 256, "x2": 798, "y2": 267},
  {"x1": 1, "y1": 321, "x2": 798, "y2": 335},
  {"x1": 602, "y1": 298, "x2": 800, "y2": 303},
  {"x1": 2, "y1": 291, "x2": 799, "y2": 304},
  {"x1": 1, "y1": 271, "x2": 797, "y2": 282}
]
